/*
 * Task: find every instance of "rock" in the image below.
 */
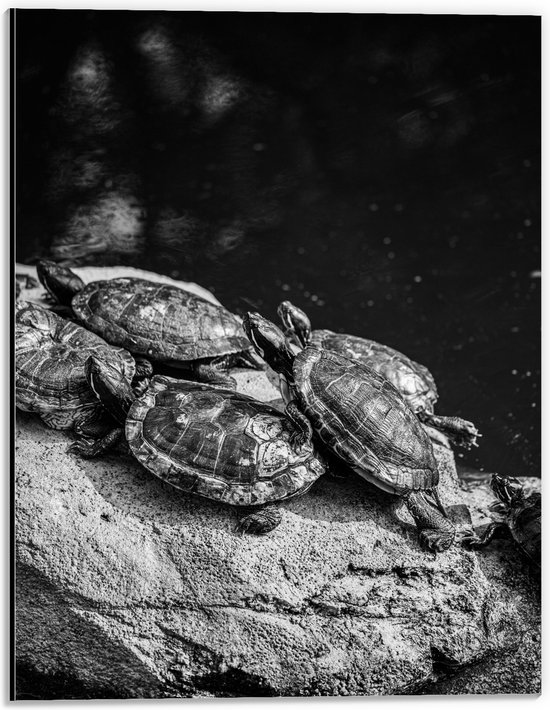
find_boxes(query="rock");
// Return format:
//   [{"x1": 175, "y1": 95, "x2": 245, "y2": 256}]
[
  {"x1": 15, "y1": 265, "x2": 539, "y2": 698},
  {"x1": 16, "y1": 418, "x2": 537, "y2": 698},
  {"x1": 413, "y1": 477, "x2": 541, "y2": 696}
]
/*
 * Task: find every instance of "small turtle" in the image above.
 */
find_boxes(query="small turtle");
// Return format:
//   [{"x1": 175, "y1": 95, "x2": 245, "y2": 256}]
[
  {"x1": 68, "y1": 358, "x2": 327, "y2": 534},
  {"x1": 15, "y1": 301, "x2": 139, "y2": 432},
  {"x1": 466, "y1": 473, "x2": 541, "y2": 569},
  {"x1": 37, "y1": 261, "x2": 261, "y2": 388},
  {"x1": 243, "y1": 312, "x2": 473, "y2": 552},
  {"x1": 278, "y1": 300, "x2": 479, "y2": 450}
]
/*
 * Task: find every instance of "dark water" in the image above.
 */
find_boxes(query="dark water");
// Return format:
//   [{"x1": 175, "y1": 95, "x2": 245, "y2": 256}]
[{"x1": 15, "y1": 11, "x2": 541, "y2": 477}]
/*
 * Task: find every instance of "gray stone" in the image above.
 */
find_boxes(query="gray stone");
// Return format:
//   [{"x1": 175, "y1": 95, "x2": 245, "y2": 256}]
[{"x1": 15, "y1": 266, "x2": 540, "y2": 698}]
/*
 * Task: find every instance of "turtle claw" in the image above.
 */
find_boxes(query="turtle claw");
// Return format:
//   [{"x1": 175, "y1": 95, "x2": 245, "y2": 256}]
[
  {"x1": 419, "y1": 528, "x2": 454, "y2": 552},
  {"x1": 67, "y1": 439, "x2": 96, "y2": 458}
]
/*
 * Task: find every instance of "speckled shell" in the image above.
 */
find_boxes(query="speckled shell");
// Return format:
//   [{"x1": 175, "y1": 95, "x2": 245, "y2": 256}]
[
  {"x1": 71, "y1": 278, "x2": 251, "y2": 364},
  {"x1": 16, "y1": 301, "x2": 135, "y2": 429},
  {"x1": 126, "y1": 376, "x2": 326, "y2": 506},
  {"x1": 293, "y1": 347, "x2": 438, "y2": 493},
  {"x1": 311, "y1": 330, "x2": 438, "y2": 414}
]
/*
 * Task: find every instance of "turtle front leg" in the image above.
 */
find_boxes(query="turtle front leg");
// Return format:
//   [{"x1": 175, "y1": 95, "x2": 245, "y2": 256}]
[
  {"x1": 73, "y1": 408, "x2": 115, "y2": 439},
  {"x1": 405, "y1": 490, "x2": 456, "y2": 552},
  {"x1": 232, "y1": 350, "x2": 265, "y2": 371},
  {"x1": 133, "y1": 357, "x2": 153, "y2": 381},
  {"x1": 284, "y1": 400, "x2": 314, "y2": 452},
  {"x1": 236, "y1": 506, "x2": 283, "y2": 535},
  {"x1": 417, "y1": 412, "x2": 480, "y2": 450},
  {"x1": 462, "y1": 521, "x2": 509, "y2": 549},
  {"x1": 68, "y1": 428, "x2": 124, "y2": 458},
  {"x1": 193, "y1": 358, "x2": 237, "y2": 389}
]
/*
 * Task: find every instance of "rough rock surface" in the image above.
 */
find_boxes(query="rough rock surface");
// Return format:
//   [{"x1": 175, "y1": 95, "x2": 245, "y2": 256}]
[{"x1": 15, "y1": 266, "x2": 540, "y2": 698}]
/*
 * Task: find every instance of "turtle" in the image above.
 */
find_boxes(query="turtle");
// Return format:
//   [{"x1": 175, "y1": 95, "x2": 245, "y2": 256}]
[
  {"x1": 465, "y1": 473, "x2": 541, "y2": 570},
  {"x1": 67, "y1": 357, "x2": 327, "y2": 534},
  {"x1": 36, "y1": 260, "x2": 262, "y2": 389},
  {"x1": 15, "y1": 300, "x2": 142, "y2": 433},
  {"x1": 277, "y1": 300, "x2": 479, "y2": 450},
  {"x1": 243, "y1": 311, "x2": 472, "y2": 552}
]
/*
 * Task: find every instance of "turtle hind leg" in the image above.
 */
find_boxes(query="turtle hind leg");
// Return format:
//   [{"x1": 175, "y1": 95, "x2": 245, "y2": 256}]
[
  {"x1": 405, "y1": 490, "x2": 457, "y2": 552},
  {"x1": 236, "y1": 506, "x2": 282, "y2": 535},
  {"x1": 68, "y1": 428, "x2": 124, "y2": 458},
  {"x1": 417, "y1": 411, "x2": 480, "y2": 450}
]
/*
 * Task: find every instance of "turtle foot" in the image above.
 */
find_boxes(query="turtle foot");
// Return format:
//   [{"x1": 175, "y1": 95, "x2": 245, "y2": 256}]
[
  {"x1": 419, "y1": 528, "x2": 454, "y2": 552},
  {"x1": 68, "y1": 439, "x2": 100, "y2": 459},
  {"x1": 236, "y1": 507, "x2": 282, "y2": 535},
  {"x1": 449, "y1": 421, "x2": 481, "y2": 450}
]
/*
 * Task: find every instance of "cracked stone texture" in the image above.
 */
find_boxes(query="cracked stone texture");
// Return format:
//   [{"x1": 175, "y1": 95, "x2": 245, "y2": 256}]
[{"x1": 15, "y1": 266, "x2": 540, "y2": 698}]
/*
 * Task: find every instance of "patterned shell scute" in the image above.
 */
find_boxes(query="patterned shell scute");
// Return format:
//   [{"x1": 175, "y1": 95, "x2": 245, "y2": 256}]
[
  {"x1": 15, "y1": 301, "x2": 135, "y2": 429},
  {"x1": 312, "y1": 330, "x2": 438, "y2": 413},
  {"x1": 293, "y1": 347, "x2": 438, "y2": 492},
  {"x1": 126, "y1": 376, "x2": 326, "y2": 506},
  {"x1": 72, "y1": 278, "x2": 251, "y2": 362}
]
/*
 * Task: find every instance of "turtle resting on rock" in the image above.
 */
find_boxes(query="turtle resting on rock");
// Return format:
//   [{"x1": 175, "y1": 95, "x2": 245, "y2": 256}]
[
  {"x1": 15, "y1": 301, "x2": 142, "y2": 432},
  {"x1": 68, "y1": 358, "x2": 327, "y2": 534},
  {"x1": 243, "y1": 312, "x2": 476, "y2": 552},
  {"x1": 277, "y1": 300, "x2": 479, "y2": 450},
  {"x1": 37, "y1": 260, "x2": 261, "y2": 389},
  {"x1": 465, "y1": 473, "x2": 541, "y2": 570}
]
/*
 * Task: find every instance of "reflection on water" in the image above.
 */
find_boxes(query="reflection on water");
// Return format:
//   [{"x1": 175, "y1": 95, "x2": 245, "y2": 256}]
[{"x1": 16, "y1": 11, "x2": 540, "y2": 477}]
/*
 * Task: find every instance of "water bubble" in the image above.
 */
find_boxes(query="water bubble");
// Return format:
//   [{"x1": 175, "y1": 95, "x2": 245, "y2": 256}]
[
  {"x1": 368, "y1": 203, "x2": 379, "y2": 212},
  {"x1": 413, "y1": 275, "x2": 422, "y2": 283},
  {"x1": 383, "y1": 237, "x2": 392, "y2": 245},
  {"x1": 253, "y1": 143, "x2": 266, "y2": 152},
  {"x1": 281, "y1": 283, "x2": 290, "y2": 292},
  {"x1": 524, "y1": 218, "x2": 532, "y2": 227},
  {"x1": 388, "y1": 251, "x2": 395, "y2": 259},
  {"x1": 367, "y1": 300, "x2": 374, "y2": 307}
]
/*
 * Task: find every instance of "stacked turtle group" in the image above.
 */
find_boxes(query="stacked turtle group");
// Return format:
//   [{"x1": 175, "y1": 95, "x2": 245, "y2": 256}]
[{"x1": 15, "y1": 260, "x2": 537, "y2": 561}]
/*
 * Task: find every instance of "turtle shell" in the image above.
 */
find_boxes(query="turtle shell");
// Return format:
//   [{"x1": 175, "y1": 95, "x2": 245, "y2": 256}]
[
  {"x1": 508, "y1": 491, "x2": 541, "y2": 566},
  {"x1": 126, "y1": 376, "x2": 326, "y2": 506},
  {"x1": 16, "y1": 301, "x2": 135, "y2": 429},
  {"x1": 292, "y1": 347, "x2": 438, "y2": 494},
  {"x1": 311, "y1": 329, "x2": 438, "y2": 414},
  {"x1": 71, "y1": 278, "x2": 251, "y2": 364}
]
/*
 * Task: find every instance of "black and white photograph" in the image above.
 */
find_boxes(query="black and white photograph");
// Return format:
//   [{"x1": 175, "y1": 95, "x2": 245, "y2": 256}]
[{"x1": 12, "y1": 5, "x2": 541, "y2": 700}]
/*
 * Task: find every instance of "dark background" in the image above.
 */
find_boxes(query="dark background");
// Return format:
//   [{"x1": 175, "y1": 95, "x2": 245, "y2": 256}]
[{"x1": 15, "y1": 10, "x2": 540, "y2": 479}]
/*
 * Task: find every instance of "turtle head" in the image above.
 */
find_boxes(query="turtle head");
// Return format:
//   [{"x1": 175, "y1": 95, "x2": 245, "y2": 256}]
[
  {"x1": 277, "y1": 301, "x2": 312, "y2": 348},
  {"x1": 85, "y1": 355, "x2": 136, "y2": 424},
  {"x1": 242, "y1": 312, "x2": 294, "y2": 379},
  {"x1": 36, "y1": 260, "x2": 85, "y2": 306},
  {"x1": 491, "y1": 473, "x2": 524, "y2": 507}
]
